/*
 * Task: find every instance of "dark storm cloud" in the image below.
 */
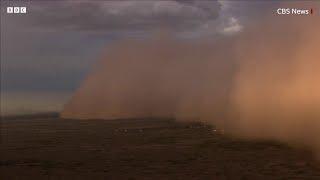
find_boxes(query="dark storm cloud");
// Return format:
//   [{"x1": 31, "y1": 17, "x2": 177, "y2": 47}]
[
  {"x1": 22, "y1": 0, "x2": 221, "y2": 32},
  {"x1": 0, "y1": 0, "x2": 280, "y2": 94},
  {"x1": 0, "y1": 0, "x2": 283, "y2": 114},
  {"x1": 0, "y1": 0, "x2": 279, "y2": 93}
]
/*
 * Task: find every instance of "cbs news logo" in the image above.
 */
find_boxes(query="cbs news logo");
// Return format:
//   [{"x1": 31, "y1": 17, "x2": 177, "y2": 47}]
[{"x1": 276, "y1": 8, "x2": 312, "y2": 15}]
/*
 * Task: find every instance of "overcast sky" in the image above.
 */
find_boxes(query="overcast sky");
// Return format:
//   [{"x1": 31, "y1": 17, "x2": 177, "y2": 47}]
[{"x1": 0, "y1": 0, "x2": 278, "y2": 115}]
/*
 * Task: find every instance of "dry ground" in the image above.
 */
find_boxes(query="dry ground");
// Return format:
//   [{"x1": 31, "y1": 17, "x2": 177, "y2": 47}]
[{"x1": 1, "y1": 117, "x2": 320, "y2": 179}]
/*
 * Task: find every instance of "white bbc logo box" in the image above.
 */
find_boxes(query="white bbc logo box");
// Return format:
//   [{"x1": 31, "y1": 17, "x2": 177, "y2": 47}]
[{"x1": 7, "y1": 7, "x2": 27, "y2": 14}]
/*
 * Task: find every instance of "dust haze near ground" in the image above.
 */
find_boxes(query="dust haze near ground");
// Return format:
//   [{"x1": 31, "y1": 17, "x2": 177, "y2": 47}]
[{"x1": 62, "y1": 14, "x2": 320, "y2": 158}]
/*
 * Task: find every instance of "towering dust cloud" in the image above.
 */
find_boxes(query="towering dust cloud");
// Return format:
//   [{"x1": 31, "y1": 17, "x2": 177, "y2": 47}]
[
  {"x1": 62, "y1": 15, "x2": 320, "y2": 157},
  {"x1": 229, "y1": 16, "x2": 320, "y2": 157}
]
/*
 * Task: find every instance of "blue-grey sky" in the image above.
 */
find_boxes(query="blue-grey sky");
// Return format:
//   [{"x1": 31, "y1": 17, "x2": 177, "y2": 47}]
[{"x1": 0, "y1": 0, "x2": 279, "y2": 115}]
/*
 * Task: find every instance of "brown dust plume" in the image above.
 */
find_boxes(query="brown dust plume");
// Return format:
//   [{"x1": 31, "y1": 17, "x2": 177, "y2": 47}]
[{"x1": 62, "y1": 15, "x2": 320, "y2": 157}]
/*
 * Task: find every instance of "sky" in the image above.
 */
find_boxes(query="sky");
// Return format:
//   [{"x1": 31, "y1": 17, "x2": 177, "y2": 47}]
[{"x1": 0, "y1": 0, "x2": 279, "y2": 115}]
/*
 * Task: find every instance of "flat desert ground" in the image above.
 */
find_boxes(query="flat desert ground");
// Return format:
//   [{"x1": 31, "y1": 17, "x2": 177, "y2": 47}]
[{"x1": 1, "y1": 116, "x2": 320, "y2": 179}]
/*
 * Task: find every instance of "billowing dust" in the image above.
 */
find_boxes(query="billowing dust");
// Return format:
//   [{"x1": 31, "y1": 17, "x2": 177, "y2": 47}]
[{"x1": 62, "y1": 15, "x2": 320, "y2": 157}]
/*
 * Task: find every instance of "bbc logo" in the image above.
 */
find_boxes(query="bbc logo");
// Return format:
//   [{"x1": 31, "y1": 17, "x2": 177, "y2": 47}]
[{"x1": 7, "y1": 7, "x2": 27, "y2": 14}]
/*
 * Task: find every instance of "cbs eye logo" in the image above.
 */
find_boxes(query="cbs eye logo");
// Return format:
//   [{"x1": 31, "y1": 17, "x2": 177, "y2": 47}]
[{"x1": 7, "y1": 7, "x2": 27, "y2": 14}]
